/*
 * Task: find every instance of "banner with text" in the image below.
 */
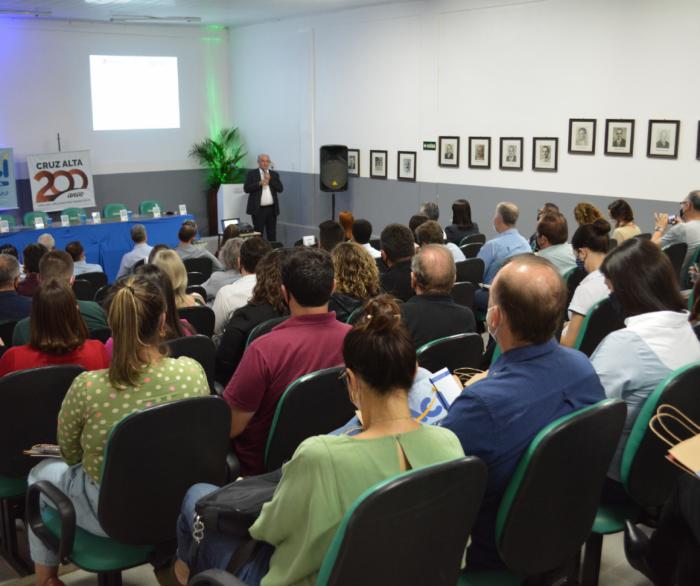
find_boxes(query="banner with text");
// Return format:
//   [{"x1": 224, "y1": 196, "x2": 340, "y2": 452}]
[
  {"x1": 0, "y1": 148, "x2": 18, "y2": 210},
  {"x1": 27, "y1": 150, "x2": 96, "y2": 212}
]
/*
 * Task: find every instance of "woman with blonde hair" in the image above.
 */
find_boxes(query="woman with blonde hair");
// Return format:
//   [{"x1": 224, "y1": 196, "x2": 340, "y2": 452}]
[
  {"x1": 574, "y1": 202, "x2": 605, "y2": 226},
  {"x1": 152, "y1": 248, "x2": 204, "y2": 308},
  {"x1": 329, "y1": 241, "x2": 380, "y2": 321},
  {"x1": 26, "y1": 275, "x2": 210, "y2": 586}
]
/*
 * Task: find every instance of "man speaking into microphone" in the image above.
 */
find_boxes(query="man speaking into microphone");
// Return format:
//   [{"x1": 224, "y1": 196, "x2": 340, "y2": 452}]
[{"x1": 244, "y1": 153, "x2": 284, "y2": 241}]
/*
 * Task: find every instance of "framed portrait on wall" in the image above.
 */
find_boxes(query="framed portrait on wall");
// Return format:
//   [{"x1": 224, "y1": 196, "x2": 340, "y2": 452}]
[
  {"x1": 532, "y1": 137, "x2": 558, "y2": 172},
  {"x1": 347, "y1": 149, "x2": 360, "y2": 176},
  {"x1": 397, "y1": 151, "x2": 417, "y2": 181},
  {"x1": 647, "y1": 120, "x2": 680, "y2": 159},
  {"x1": 468, "y1": 137, "x2": 491, "y2": 169},
  {"x1": 697, "y1": 122, "x2": 700, "y2": 160},
  {"x1": 604, "y1": 119, "x2": 635, "y2": 156},
  {"x1": 369, "y1": 150, "x2": 388, "y2": 179},
  {"x1": 568, "y1": 119, "x2": 596, "y2": 154},
  {"x1": 438, "y1": 136, "x2": 460, "y2": 167},
  {"x1": 499, "y1": 137, "x2": 523, "y2": 170}
]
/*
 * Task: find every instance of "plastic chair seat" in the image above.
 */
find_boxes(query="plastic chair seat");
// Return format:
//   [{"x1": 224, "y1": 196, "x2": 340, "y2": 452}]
[
  {"x1": 591, "y1": 500, "x2": 641, "y2": 535},
  {"x1": 458, "y1": 570, "x2": 523, "y2": 586},
  {"x1": 42, "y1": 507, "x2": 153, "y2": 572},
  {"x1": 0, "y1": 475, "x2": 26, "y2": 498}
]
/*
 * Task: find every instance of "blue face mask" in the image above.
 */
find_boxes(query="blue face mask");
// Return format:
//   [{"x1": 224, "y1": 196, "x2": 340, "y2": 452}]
[{"x1": 576, "y1": 258, "x2": 585, "y2": 269}]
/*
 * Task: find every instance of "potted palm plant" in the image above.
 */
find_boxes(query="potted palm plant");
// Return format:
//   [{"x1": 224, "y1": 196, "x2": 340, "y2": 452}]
[{"x1": 189, "y1": 127, "x2": 246, "y2": 235}]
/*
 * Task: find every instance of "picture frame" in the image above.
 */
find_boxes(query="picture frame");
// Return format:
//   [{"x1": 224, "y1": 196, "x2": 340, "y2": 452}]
[
  {"x1": 438, "y1": 136, "x2": 460, "y2": 167},
  {"x1": 347, "y1": 149, "x2": 360, "y2": 176},
  {"x1": 369, "y1": 150, "x2": 388, "y2": 179},
  {"x1": 468, "y1": 137, "x2": 491, "y2": 169},
  {"x1": 568, "y1": 118, "x2": 596, "y2": 154},
  {"x1": 697, "y1": 122, "x2": 700, "y2": 160},
  {"x1": 647, "y1": 120, "x2": 680, "y2": 159},
  {"x1": 499, "y1": 137, "x2": 523, "y2": 170},
  {"x1": 604, "y1": 119, "x2": 635, "y2": 156},
  {"x1": 532, "y1": 137, "x2": 558, "y2": 172},
  {"x1": 397, "y1": 151, "x2": 417, "y2": 181}
]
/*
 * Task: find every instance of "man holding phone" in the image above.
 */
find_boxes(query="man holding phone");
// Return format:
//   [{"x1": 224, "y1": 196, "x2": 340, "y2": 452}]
[
  {"x1": 244, "y1": 153, "x2": 284, "y2": 241},
  {"x1": 652, "y1": 191, "x2": 700, "y2": 285}
]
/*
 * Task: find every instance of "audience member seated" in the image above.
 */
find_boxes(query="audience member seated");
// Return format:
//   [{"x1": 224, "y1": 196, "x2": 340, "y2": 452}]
[
  {"x1": 13, "y1": 251, "x2": 108, "y2": 345},
  {"x1": 116, "y1": 224, "x2": 153, "y2": 279},
  {"x1": 17, "y1": 243, "x2": 47, "y2": 298},
  {"x1": 318, "y1": 220, "x2": 345, "y2": 252},
  {"x1": 216, "y1": 249, "x2": 290, "y2": 385},
  {"x1": 445, "y1": 198, "x2": 480, "y2": 245},
  {"x1": 216, "y1": 223, "x2": 241, "y2": 257},
  {"x1": 474, "y1": 202, "x2": 531, "y2": 311},
  {"x1": 153, "y1": 249, "x2": 206, "y2": 309},
  {"x1": 222, "y1": 247, "x2": 351, "y2": 475},
  {"x1": 442, "y1": 255, "x2": 605, "y2": 570},
  {"x1": 176, "y1": 219, "x2": 224, "y2": 271},
  {"x1": 608, "y1": 199, "x2": 641, "y2": 242},
  {"x1": 416, "y1": 219, "x2": 465, "y2": 262},
  {"x1": 561, "y1": 219, "x2": 611, "y2": 347},
  {"x1": 174, "y1": 295, "x2": 464, "y2": 584},
  {"x1": 534, "y1": 212, "x2": 577, "y2": 275},
  {"x1": 202, "y1": 238, "x2": 243, "y2": 302},
  {"x1": 420, "y1": 200, "x2": 440, "y2": 222},
  {"x1": 148, "y1": 243, "x2": 170, "y2": 264},
  {"x1": 379, "y1": 223, "x2": 416, "y2": 302},
  {"x1": 328, "y1": 242, "x2": 380, "y2": 321},
  {"x1": 529, "y1": 202, "x2": 559, "y2": 251},
  {"x1": 574, "y1": 201, "x2": 604, "y2": 226},
  {"x1": 26, "y1": 274, "x2": 210, "y2": 586},
  {"x1": 66, "y1": 240, "x2": 104, "y2": 276},
  {"x1": 37, "y1": 233, "x2": 55, "y2": 251},
  {"x1": 0, "y1": 244, "x2": 19, "y2": 259},
  {"x1": 0, "y1": 279, "x2": 109, "y2": 377},
  {"x1": 338, "y1": 210, "x2": 354, "y2": 240},
  {"x1": 350, "y1": 218, "x2": 381, "y2": 259},
  {"x1": 0, "y1": 254, "x2": 32, "y2": 323},
  {"x1": 652, "y1": 190, "x2": 700, "y2": 286},
  {"x1": 408, "y1": 213, "x2": 429, "y2": 243},
  {"x1": 590, "y1": 238, "x2": 700, "y2": 497},
  {"x1": 401, "y1": 244, "x2": 476, "y2": 348},
  {"x1": 213, "y1": 237, "x2": 272, "y2": 335}
]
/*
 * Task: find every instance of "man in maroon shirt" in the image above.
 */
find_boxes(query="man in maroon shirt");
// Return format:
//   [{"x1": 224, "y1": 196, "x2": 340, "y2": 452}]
[{"x1": 223, "y1": 247, "x2": 351, "y2": 475}]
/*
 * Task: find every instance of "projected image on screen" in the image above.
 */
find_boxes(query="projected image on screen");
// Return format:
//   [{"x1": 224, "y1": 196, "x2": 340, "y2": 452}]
[{"x1": 90, "y1": 55, "x2": 180, "y2": 131}]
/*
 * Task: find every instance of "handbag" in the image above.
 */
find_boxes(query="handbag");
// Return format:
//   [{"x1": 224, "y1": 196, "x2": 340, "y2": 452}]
[{"x1": 649, "y1": 404, "x2": 700, "y2": 479}]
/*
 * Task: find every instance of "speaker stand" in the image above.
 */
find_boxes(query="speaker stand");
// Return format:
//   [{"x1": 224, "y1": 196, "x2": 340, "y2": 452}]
[{"x1": 331, "y1": 192, "x2": 336, "y2": 221}]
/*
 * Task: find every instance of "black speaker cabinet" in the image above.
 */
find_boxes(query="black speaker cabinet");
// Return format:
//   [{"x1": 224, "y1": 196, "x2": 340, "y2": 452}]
[{"x1": 320, "y1": 145, "x2": 348, "y2": 192}]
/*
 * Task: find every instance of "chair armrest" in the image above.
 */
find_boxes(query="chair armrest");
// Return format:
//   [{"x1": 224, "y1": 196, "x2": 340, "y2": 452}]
[
  {"x1": 189, "y1": 569, "x2": 246, "y2": 586},
  {"x1": 26, "y1": 480, "x2": 76, "y2": 562},
  {"x1": 226, "y1": 452, "x2": 241, "y2": 483}
]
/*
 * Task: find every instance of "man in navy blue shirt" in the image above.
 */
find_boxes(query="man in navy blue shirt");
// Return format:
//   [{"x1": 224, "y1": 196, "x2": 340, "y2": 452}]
[
  {"x1": 442, "y1": 255, "x2": 605, "y2": 570},
  {"x1": 0, "y1": 254, "x2": 32, "y2": 324}
]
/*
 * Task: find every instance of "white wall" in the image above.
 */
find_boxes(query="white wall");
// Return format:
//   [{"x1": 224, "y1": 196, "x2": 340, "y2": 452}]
[
  {"x1": 230, "y1": 0, "x2": 700, "y2": 203},
  {"x1": 0, "y1": 19, "x2": 230, "y2": 177}
]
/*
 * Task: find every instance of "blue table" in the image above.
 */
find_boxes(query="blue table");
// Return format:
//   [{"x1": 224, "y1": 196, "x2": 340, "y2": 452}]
[{"x1": 0, "y1": 214, "x2": 194, "y2": 283}]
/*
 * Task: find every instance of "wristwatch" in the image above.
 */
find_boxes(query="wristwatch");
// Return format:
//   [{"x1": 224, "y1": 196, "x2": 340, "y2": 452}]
[{"x1": 654, "y1": 226, "x2": 663, "y2": 232}]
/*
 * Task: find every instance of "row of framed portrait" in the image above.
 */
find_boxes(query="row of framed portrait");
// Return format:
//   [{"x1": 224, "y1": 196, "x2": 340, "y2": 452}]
[{"x1": 348, "y1": 149, "x2": 418, "y2": 181}]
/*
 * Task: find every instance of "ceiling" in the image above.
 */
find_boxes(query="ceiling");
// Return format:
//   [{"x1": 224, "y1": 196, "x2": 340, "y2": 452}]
[{"x1": 0, "y1": 0, "x2": 413, "y2": 27}]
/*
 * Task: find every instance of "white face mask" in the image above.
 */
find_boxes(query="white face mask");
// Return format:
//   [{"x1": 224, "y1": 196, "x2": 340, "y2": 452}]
[{"x1": 486, "y1": 305, "x2": 500, "y2": 341}]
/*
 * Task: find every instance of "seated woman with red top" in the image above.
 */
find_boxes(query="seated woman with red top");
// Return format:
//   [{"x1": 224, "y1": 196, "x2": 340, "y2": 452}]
[{"x1": 0, "y1": 279, "x2": 109, "y2": 377}]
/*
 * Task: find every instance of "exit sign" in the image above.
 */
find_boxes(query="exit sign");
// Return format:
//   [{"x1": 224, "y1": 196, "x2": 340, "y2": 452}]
[{"x1": 423, "y1": 141, "x2": 436, "y2": 151}]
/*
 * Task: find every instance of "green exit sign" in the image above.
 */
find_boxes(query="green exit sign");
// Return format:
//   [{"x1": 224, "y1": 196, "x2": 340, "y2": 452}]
[{"x1": 423, "y1": 141, "x2": 436, "y2": 151}]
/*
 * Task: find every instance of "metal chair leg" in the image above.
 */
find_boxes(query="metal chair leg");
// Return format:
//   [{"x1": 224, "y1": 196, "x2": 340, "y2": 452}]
[
  {"x1": 581, "y1": 532, "x2": 603, "y2": 586},
  {"x1": 98, "y1": 570, "x2": 123, "y2": 586},
  {"x1": 0, "y1": 496, "x2": 32, "y2": 575}
]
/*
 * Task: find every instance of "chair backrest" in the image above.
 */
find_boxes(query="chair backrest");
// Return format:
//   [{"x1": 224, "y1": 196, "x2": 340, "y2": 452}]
[
  {"x1": 573, "y1": 296, "x2": 625, "y2": 357},
  {"x1": 187, "y1": 271, "x2": 208, "y2": 286},
  {"x1": 0, "y1": 320, "x2": 18, "y2": 347},
  {"x1": 663, "y1": 242, "x2": 688, "y2": 280},
  {"x1": 139, "y1": 200, "x2": 163, "y2": 215},
  {"x1": 622, "y1": 362, "x2": 700, "y2": 508},
  {"x1": 369, "y1": 238, "x2": 381, "y2": 249},
  {"x1": 89, "y1": 327, "x2": 112, "y2": 343},
  {"x1": 495, "y1": 399, "x2": 626, "y2": 576},
  {"x1": 0, "y1": 365, "x2": 85, "y2": 478},
  {"x1": 72, "y1": 279, "x2": 97, "y2": 302},
  {"x1": 183, "y1": 257, "x2": 213, "y2": 279},
  {"x1": 455, "y1": 258, "x2": 485, "y2": 285},
  {"x1": 264, "y1": 366, "x2": 354, "y2": 471},
  {"x1": 270, "y1": 241, "x2": 284, "y2": 249},
  {"x1": 178, "y1": 306, "x2": 215, "y2": 338},
  {"x1": 0, "y1": 213, "x2": 17, "y2": 227},
  {"x1": 636, "y1": 232, "x2": 652, "y2": 240},
  {"x1": 460, "y1": 233, "x2": 486, "y2": 246},
  {"x1": 103, "y1": 203, "x2": 127, "y2": 218},
  {"x1": 416, "y1": 332, "x2": 483, "y2": 372},
  {"x1": 94, "y1": 285, "x2": 111, "y2": 305},
  {"x1": 451, "y1": 281, "x2": 475, "y2": 309},
  {"x1": 23, "y1": 211, "x2": 48, "y2": 227},
  {"x1": 246, "y1": 316, "x2": 288, "y2": 347},
  {"x1": 98, "y1": 396, "x2": 230, "y2": 545},
  {"x1": 79, "y1": 271, "x2": 108, "y2": 288},
  {"x1": 166, "y1": 335, "x2": 217, "y2": 393},
  {"x1": 565, "y1": 266, "x2": 587, "y2": 307},
  {"x1": 134, "y1": 259, "x2": 146, "y2": 270},
  {"x1": 345, "y1": 306, "x2": 365, "y2": 325},
  {"x1": 186, "y1": 285, "x2": 207, "y2": 299},
  {"x1": 317, "y1": 457, "x2": 488, "y2": 586},
  {"x1": 460, "y1": 242, "x2": 483, "y2": 259}
]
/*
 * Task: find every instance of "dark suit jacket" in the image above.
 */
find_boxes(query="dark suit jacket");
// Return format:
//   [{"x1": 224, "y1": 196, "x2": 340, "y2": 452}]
[
  {"x1": 244, "y1": 168, "x2": 284, "y2": 216},
  {"x1": 380, "y1": 260, "x2": 414, "y2": 302},
  {"x1": 400, "y1": 294, "x2": 476, "y2": 349}
]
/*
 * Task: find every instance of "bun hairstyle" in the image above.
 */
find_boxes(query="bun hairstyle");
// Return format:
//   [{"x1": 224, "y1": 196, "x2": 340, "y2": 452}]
[
  {"x1": 342, "y1": 294, "x2": 416, "y2": 394},
  {"x1": 571, "y1": 218, "x2": 611, "y2": 254}
]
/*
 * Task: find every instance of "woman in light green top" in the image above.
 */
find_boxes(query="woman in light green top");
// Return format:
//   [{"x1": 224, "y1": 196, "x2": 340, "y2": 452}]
[
  {"x1": 174, "y1": 295, "x2": 465, "y2": 585},
  {"x1": 609, "y1": 199, "x2": 641, "y2": 242},
  {"x1": 28, "y1": 275, "x2": 210, "y2": 586}
]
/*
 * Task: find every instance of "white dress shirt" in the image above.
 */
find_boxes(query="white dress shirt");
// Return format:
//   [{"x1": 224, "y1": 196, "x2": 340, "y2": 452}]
[
  {"x1": 362, "y1": 242, "x2": 382, "y2": 259},
  {"x1": 259, "y1": 168, "x2": 274, "y2": 207},
  {"x1": 212, "y1": 273, "x2": 257, "y2": 334}
]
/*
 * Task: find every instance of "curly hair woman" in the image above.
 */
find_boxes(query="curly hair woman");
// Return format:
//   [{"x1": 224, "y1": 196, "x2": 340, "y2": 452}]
[{"x1": 328, "y1": 241, "x2": 380, "y2": 321}]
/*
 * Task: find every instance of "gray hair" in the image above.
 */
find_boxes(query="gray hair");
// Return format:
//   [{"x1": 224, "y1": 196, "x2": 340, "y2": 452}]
[
  {"x1": 219, "y1": 237, "x2": 245, "y2": 271},
  {"x1": 0, "y1": 254, "x2": 20, "y2": 288},
  {"x1": 496, "y1": 202, "x2": 519, "y2": 226},
  {"x1": 420, "y1": 201, "x2": 440, "y2": 221},
  {"x1": 411, "y1": 244, "x2": 455, "y2": 294},
  {"x1": 131, "y1": 224, "x2": 147, "y2": 243},
  {"x1": 37, "y1": 233, "x2": 55, "y2": 250},
  {"x1": 257, "y1": 153, "x2": 270, "y2": 162}
]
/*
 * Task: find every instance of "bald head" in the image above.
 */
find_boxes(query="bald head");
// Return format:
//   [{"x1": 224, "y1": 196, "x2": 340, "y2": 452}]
[
  {"x1": 411, "y1": 244, "x2": 456, "y2": 294},
  {"x1": 491, "y1": 255, "x2": 565, "y2": 344}
]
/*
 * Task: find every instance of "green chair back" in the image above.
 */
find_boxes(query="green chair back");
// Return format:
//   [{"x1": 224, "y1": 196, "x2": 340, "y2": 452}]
[
  {"x1": 103, "y1": 204, "x2": 127, "y2": 219},
  {"x1": 0, "y1": 214, "x2": 16, "y2": 228},
  {"x1": 573, "y1": 296, "x2": 625, "y2": 357},
  {"x1": 139, "y1": 200, "x2": 162, "y2": 215},
  {"x1": 345, "y1": 305, "x2": 365, "y2": 325},
  {"x1": 416, "y1": 332, "x2": 483, "y2": 372},
  {"x1": 61, "y1": 208, "x2": 83, "y2": 221},
  {"x1": 23, "y1": 211, "x2": 49, "y2": 227}
]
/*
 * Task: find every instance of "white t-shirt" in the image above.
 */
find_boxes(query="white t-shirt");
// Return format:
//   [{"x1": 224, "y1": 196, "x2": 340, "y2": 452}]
[
  {"x1": 568, "y1": 269, "x2": 609, "y2": 318},
  {"x1": 362, "y1": 242, "x2": 382, "y2": 259},
  {"x1": 212, "y1": 273, "x2": 257, "y2": 335},
  {"x1": 259, "y1": 168, "x2": 274, "y2": 207}
]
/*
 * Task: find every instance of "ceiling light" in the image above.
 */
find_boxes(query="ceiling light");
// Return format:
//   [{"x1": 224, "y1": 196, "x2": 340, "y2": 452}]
[
  {"x1": 0, "y1": 9, "x2": 52, "y2": 17},
  {"x1": 110, "y1": 15, "x2": 201, "y2": 24}
]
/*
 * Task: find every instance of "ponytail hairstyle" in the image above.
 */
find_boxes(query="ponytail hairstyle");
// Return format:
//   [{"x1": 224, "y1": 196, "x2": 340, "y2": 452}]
[
  {"x1": 342, "y1": 294, "x2": 416, "y2": 394},
  {"x1": 571, "y1": 218, "x2": 611, "y2": 254},
  {"x1": 108, "y1": 275, "x2": 166, "y2": 388}
]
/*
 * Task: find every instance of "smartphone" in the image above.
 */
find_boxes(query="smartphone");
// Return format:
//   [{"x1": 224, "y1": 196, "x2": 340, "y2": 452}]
[{"x1": 669, "y1": 214, "x2": 678, "y2": 224}]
